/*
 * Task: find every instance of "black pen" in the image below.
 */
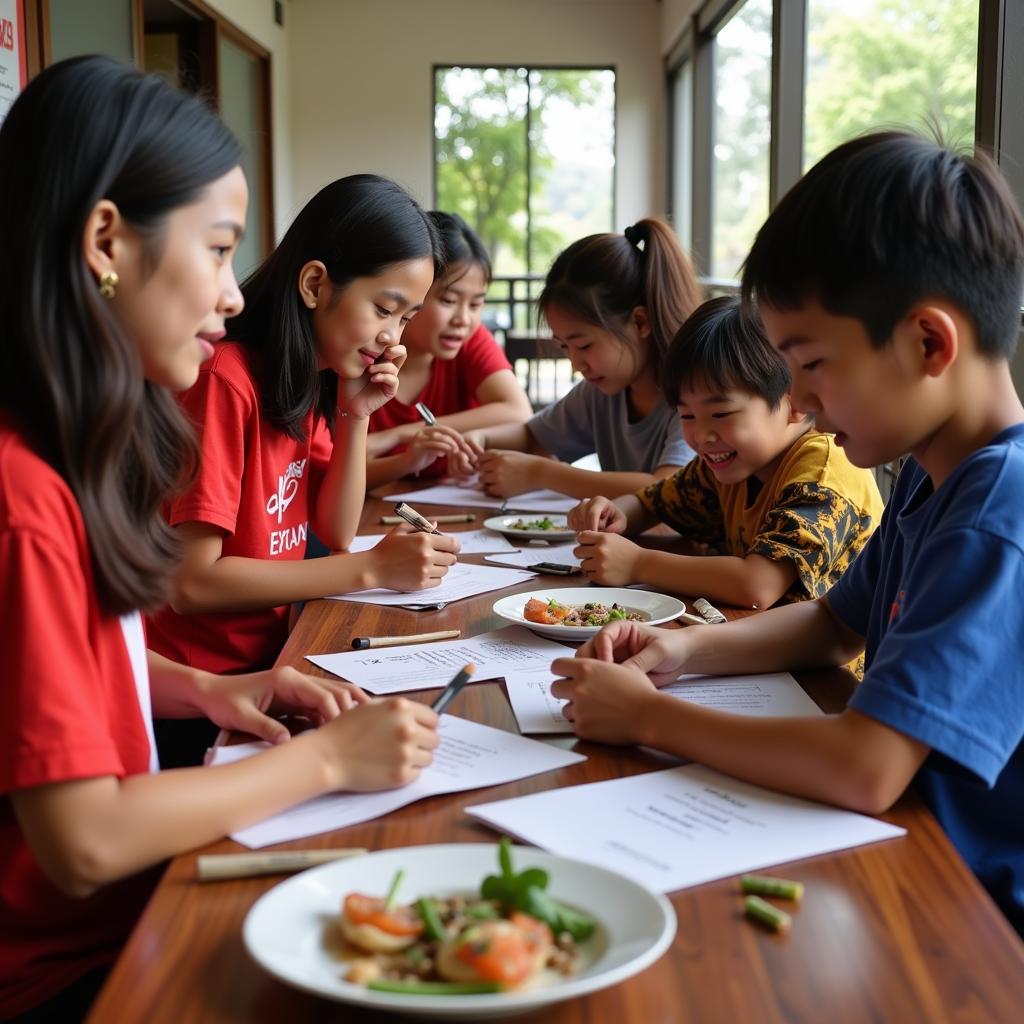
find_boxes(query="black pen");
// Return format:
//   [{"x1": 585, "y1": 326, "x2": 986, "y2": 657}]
[
  {"x1": 393, "y1": 501, "x2": 442, "y2": 535},
  {"x1": 431, "y1": 664, "x2": 475, "y2": 713}
]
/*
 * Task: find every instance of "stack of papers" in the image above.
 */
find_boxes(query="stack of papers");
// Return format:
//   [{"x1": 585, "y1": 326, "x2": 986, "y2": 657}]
[
  {"x1": 467, "y1": 763, "x2": 905, "y2": 893},
  {"x1": 209, "y1": 715, "x2": 586, "y2": 848}
]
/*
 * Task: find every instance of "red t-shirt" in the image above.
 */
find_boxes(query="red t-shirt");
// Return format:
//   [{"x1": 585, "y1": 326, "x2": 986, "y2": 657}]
[
  {"x1": 147, "y1": 343, "x2": 333, "y2": 674},
  {"x1": 0, "y1": 418, "x2": 160, "y2": 1017},
  {"x1": 369, "y1": 325, "x2": 511, "y2": 478}
]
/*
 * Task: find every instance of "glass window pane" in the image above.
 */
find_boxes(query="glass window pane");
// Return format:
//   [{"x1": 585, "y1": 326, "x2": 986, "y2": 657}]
[
  {"x1": 218, "y1": 36, "x2": 265, "y2": 279},
  {"x1": 435, "y1": 67, "x2": 529, "y2": 277},
  {"x1": 49, "y1": 0, "x2": 134, "y2": 63},
  {"x1": 528, "y1": 69, "x2": 615, "y2": 275},
  {"x1": 671, "y1": 60, "x2": 693, "y2": 250},
  {"x1": 805, "y1": 0, "x2": 979, "y2": 170},
  {"x1": 711, "y1": 0, "x2": 772, "y2": 280}
]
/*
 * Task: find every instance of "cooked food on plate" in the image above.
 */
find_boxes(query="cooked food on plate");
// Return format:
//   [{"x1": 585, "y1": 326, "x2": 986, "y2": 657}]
[
  {"x1": 523, "y1": 596, "x2": 646, "y2": 627},
  {"x1": 338, "y1": 839, "x2": 596, "y2": 995}
]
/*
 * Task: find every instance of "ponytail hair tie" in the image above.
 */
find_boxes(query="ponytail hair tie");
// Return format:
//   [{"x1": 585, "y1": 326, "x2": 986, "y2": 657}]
[{"x1": 624, "y1": 223, "x2": 645, "y2": 252}]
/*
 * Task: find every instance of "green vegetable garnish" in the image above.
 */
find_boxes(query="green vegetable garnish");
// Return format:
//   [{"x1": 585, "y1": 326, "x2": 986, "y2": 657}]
[
  {"x1": 383, "y1": 869, "x2": 404, "y2": 911},
  {"x1": 368, "y1": 979, "x2": 503, "y2": 995},
  {"x1": 464, "y1": 901, "x2": 500, "y2": 920},
  {"x1": 416, "y1": 897, "x2": 446, "y2": 940},
  {"x1": 480, "y1": 838, "x2": 596, "y2": 943}
]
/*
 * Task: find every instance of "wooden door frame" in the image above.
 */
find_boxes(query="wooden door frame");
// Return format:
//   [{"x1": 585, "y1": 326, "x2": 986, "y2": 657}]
[{"x1": 23, "y1": 0, "x2": 274, "y2": 258}]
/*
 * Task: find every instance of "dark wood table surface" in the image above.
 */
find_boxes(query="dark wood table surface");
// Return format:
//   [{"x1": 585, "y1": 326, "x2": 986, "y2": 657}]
[{"x1": 88, "y1": 494, "x2": 1024, "y2": 1023}]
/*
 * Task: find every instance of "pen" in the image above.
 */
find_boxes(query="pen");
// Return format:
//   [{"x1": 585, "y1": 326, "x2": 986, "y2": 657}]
[
  {"x1": 197, "y1": 848, "x2": 368, "y2": 881},
  {"x1": 431, "y1": 664, "x2": 475, "y2": 713},
  {"x1": 352, "y1": 629, "x2": 461, "y2": 650},
  {"x1": 393, "y1": 501, "x2": 442, "y2": 535},
  {"x1": 380, "y1": 513, "x2": 475, "y2": 525},
  {"x1": 414, "y1": 402, "x2": 437, "y2": 426}
]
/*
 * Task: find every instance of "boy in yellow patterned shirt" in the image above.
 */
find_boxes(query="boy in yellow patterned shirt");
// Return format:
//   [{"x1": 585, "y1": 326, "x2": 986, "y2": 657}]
[{"x1": 570, "y1": 296, "x2": 882, "y2": 609}]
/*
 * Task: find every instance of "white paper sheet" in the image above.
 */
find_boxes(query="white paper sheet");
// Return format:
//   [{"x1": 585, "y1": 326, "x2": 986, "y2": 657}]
[
  {"x1": 307, "y1": 625, "x2": 573, "y2": 694},
  {"x1": 209, "y1": 715, "x2": 586, "y2": 848},
  {"x1": 326, "y1": 562, "x2": 535, "y2": 608},
  {"x1": 467, "y1": 763, "x2": 906, "y2": 893},
  {"x1": 385, "y1": 484, "x2": 578, "y2": 514},
  {"x1": 485, "y1": 542, "x2": 582, "y2": 570},
  {"x1": 503, "y1": 669, "x2": 824, "y2": 735},
  {"x1": 348, "y1": 530, "x2": 516, "y2": 555}
]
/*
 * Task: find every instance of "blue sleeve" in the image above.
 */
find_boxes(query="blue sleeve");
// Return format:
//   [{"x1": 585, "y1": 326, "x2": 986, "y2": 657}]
[
  {"x1": 849, "y1": 528, "x2": 1024, "y2": 787},
  {"x1": 525, "y1": 383, "x2": 596, "y2": 462}
]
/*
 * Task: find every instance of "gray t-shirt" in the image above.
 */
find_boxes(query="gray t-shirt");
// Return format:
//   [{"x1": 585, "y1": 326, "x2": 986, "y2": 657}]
[{"x1": 526, "y1": 381, "x2": 694, "y2": 471}]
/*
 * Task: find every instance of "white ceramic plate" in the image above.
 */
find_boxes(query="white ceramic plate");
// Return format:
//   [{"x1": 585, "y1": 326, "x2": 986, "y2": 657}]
[
  {"x1": 493, "y1": 586, "x2": 687, "y2": 640},
  {"x1": 483, "y1": 514, "x2": 576, "y2": 543},
  {"x1": 243, "y1": 843, "x2": 675, "y2": 1019}
]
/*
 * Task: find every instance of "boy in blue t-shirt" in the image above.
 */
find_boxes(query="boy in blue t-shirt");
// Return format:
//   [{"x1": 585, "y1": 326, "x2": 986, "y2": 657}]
[{"x1": 549, "y1": 131, "x2": 1024, "y2": 935}]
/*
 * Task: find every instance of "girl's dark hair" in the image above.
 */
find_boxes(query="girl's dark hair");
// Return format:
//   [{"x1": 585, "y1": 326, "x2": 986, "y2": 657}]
[
  {"x1": 662, "y1": 297, "x2": 791, "y2": 410},
  {"x1": 231, "y1": 175, "x2": 441, "y2": 440},
  {"x1": 537, "y1": 217, "x2": 703, "y2": 379},
  {"x1": 742, "y1": 131, "x2": 1024, "y2": 358},
  {"x1": 429, "y1": 211, "x2": 491, "y2": 285},
  {"x1": 0, "y1": 56, "x2": 243, "y2": 615}
]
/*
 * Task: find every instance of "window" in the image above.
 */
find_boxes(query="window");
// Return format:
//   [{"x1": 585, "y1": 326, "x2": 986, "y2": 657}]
[
  {"x1": 805, "y1": 0, "x2": 980, "y2": 170},
  {"x1": 711, "y1": 0, "x2": 772, "y2": 280},
  {"x1": 434, "y1": 66, "x2": 615, "y2": 278},
  {"x1": 669, "y1": 58, "x2": 693, "y2": 250}
]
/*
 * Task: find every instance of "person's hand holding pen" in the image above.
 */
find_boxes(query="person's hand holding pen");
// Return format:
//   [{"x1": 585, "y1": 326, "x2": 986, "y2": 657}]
[
  {"x1": 361, "y1": 523, "x2": 460, "y2": 592},
  {"x1": 400, "y1": 424, "x2": 479, "y2": 477}
]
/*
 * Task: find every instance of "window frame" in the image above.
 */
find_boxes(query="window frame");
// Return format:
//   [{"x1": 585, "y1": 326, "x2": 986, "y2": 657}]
[{"x1": 666, "y1": 0, "x2": 1017, "y2": 279}]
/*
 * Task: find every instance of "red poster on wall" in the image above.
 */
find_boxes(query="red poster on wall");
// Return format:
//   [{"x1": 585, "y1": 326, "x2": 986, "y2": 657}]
[{"x1": 0, "y1": 0, "x2": 26, "y2": 126}]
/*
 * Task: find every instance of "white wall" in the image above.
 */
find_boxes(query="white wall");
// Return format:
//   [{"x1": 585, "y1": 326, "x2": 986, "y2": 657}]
[
  {"x1": 203, "y1": 0, "x2": 293, "y2": 239},
  {"x1": 286, "y1": 0, "x2": 663, "y2": 229}
]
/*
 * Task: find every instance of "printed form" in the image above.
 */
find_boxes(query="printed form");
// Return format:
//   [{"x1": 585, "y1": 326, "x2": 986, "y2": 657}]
[
  {"x1": 348, "y1": 530, "x2": 516, "y2": 555},
  {"x1": 209, "y1": 715, "x2": 585, "y2": 848},
  {"x1": 467, "y1": 763, "x2": 905, "y2": 893},
  {"x1": 385, "y1": 484, "x2": 578, "y2": 514},
  {"x1": 307, "y1": 625, "x2": 573, "y2": 694},
  {"x1": 504, "y1": 669, "x2": 826, "y2": 734},
  {"x1": 326, "y1": 562, "x2": 536, "y2": 608}
]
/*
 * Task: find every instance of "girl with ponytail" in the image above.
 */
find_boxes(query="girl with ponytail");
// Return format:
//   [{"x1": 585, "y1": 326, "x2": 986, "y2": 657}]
[{"x1": 467, "y1": 218, "x2": 702, "y2": 500}]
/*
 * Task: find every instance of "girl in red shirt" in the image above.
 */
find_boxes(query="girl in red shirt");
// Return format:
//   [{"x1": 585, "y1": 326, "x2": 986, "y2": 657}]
[
  {"x1": 365, "y1": 212, "x2": 532, "y2": 487},
  {"x1": 0, "y1": 58, "x2": 439, "y2": 1021},
  {"x1": 147, "y1": 179, "x2": 461, "y2": 688}
]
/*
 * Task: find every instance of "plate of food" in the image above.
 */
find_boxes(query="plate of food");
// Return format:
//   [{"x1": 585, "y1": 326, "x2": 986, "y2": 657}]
[
  {"x1": 492, "y1": 587, "x2": 687, "y2": 639},
  {"x1": 482, "y1": 514, "x2": 576, "y2": 543},
  {"x1": 243, "y1": 840, "x2": 675, "y2": 1019}
]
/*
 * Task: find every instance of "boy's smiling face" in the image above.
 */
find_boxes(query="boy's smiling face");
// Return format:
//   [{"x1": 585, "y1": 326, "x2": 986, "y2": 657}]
[
  {"x1": 677, "y1": 381, "x2": 807, "y2": 485},
  {"x1": 759, "y1": 300, "x2": 932, "y2": 470}
]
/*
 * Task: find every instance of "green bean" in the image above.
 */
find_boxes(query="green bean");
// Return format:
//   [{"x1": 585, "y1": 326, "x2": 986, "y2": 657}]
[
  {"x1": 367, "y1": 979, "x2": 503, "y2": 995},
  {"x1": 416, "y1": 897, "x2": 446, "y2": 941},
  {"x1": 740, "y1": 874, "x2": 804, "y2": 901},
  {"x1": 744, "y1": 895, "x2": 792, "y2": 933}
]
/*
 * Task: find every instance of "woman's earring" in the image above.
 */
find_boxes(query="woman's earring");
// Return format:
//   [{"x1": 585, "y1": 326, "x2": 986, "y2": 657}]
[{"x1": 99, "y1": 270, "x2": 119, "y2": 300}]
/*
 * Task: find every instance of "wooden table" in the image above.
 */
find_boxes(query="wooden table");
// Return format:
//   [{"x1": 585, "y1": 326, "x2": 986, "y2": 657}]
[{"x1": 88, "y1": 496, "x2": 1024, "y2": 1023}]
